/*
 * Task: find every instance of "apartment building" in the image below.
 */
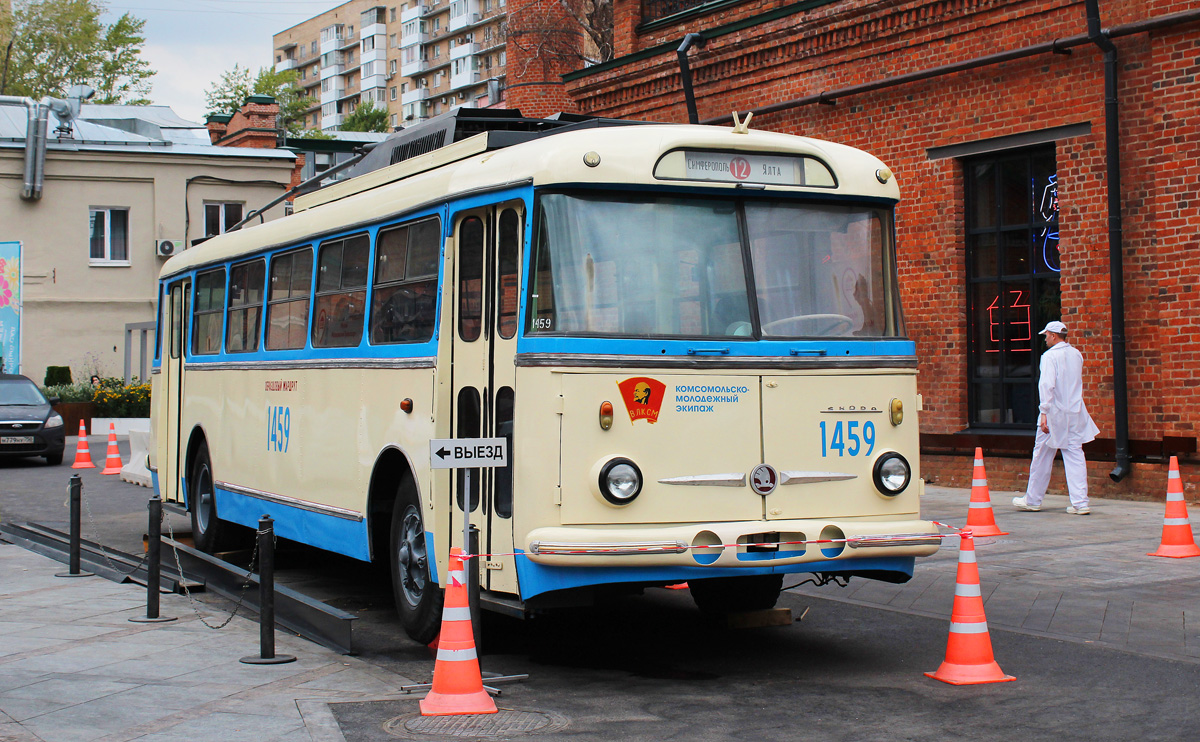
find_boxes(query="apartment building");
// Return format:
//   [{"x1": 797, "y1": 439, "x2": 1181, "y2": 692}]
[{"x1": 272, "y1": 0, "x2": 507, "y2": 132}]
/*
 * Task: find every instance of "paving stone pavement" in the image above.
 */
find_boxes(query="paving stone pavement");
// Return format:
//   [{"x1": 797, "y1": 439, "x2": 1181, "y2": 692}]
[
  {"x1": 3, "y1": 482, "x2": 1199, "y2": 741},
  {"x1": 0, "y1": 544, "x2": 421, "y2": 742},
  {"x1": 789, "y1": 484, "x2": 1200, "y2": 661}
]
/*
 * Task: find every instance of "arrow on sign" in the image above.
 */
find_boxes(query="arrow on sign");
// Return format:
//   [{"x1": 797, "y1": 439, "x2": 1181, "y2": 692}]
[{"x1": 435, "y1": 447, "x2": 451, "y2": 460}]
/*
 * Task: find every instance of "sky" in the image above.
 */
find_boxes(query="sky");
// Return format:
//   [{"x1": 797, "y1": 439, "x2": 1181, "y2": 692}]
[{"x1": 100, "y1": 0, "x2": 346, "y2": 122}]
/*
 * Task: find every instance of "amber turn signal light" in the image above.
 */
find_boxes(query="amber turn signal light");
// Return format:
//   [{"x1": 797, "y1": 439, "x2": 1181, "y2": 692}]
[
  {"x1": 400, "y1": 398, "x2": 413, "y2": 414},
  {"x1": 889, "y1": 398, "x2": 903, "y2": 426},
  {"x1": 599, "y1": 401, "x2": 614, "y2": 430}
]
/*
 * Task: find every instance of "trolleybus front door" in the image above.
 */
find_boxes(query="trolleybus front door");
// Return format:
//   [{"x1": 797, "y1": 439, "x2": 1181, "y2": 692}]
[
  {"x1": 161, "y1": 279, "x2": 189, "y2": 504},
  {"x1": 450, "y1": 203, "x2": 521, "y2": 594}
]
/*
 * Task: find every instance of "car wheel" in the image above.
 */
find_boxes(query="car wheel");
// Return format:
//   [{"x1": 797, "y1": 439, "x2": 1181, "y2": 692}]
[
  {"x1": 45, "y1": 451, "x2": 63, "y2": 466},
  {"x1": 390, "y1": 484, "x2": 443, "y2": 644},
  {"x1": 689, "y1": 574, "x2": 784, "y2": 614}
]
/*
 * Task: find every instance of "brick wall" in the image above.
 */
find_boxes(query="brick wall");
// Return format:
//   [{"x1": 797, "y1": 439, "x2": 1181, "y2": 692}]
[
  {"x1": 556, "y1": 0, "x2": 1200, "y2": 500},
  {"x1": 504, "y1": 0, "x2": 584, "y2": 117}
]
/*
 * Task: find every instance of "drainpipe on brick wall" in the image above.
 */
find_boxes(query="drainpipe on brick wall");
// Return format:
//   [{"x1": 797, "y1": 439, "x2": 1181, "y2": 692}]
[
  {"x1": 677, "y1": 33, "x2": 705, "y2": 124},
  {"x1": 1085, "y1": 0, "x2": 1131, "y2": 483}
]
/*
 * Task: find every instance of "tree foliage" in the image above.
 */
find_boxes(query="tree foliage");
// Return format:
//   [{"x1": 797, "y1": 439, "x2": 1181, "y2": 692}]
[
  {"x1": 340, "y1": 100, "x2": 390, "y2": 133},
  {"x1": 204, "y1": 63, "x2": 313, "y2": 135},
  {"x1": 0, "y1": 0, "x2": 154, "y2": 103}
]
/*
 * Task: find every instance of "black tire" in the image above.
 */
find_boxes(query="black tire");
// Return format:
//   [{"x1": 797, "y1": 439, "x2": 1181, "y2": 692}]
[
  {"x1": 45, "y1": 451, "x2": 63, "y2": 466},
  {"x1": 689, "y1": 574, "x2": 784, "y2": 614},
  {"x1": 390, "y1": 484, "x2": 443, "y2": 644},
  {"x1": 188, "y1": 441, "x2": 233, "y2": 553}
]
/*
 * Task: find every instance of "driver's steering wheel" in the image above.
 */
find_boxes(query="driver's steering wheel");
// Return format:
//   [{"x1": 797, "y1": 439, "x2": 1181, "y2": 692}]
[{"x1": 761, "y1": 313, "x2": 855, "y2": 337}]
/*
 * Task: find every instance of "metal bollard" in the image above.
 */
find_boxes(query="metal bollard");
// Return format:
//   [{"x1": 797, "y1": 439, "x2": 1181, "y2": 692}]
[
  {"x1": 468, "y1": 524, "x2": 482, "y2": 652},
  {"x1": 241, "y1": 515, "x2": 296, "y2": 664},
  {"x1": 55, "y1": 475, "x2": 93, "y2": 578},
  {"x1": 130, "y1": 495, "x2": 176, "y2": 623}
]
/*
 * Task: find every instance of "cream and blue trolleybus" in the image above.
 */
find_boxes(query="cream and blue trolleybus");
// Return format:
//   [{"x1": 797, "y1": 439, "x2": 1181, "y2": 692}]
[{"x1": 150, "y1": 109, "x2": 941, "y2": 643}]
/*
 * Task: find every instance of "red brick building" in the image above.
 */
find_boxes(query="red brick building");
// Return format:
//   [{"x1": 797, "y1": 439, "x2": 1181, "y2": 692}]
[{"x1": 510, "y1": 0, "x2": 1200, "y2": 499}]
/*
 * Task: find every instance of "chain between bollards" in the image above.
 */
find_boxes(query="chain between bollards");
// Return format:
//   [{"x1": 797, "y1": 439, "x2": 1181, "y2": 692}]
[
  {"x1": 55, "y1": 475, "x2": 93, "y2": 578},
  {"x1": 241, "y1": 515, "x2": 296, "y2": 665},
  {"x1": 130, "y1": 495, "x2": 176, "y2": 623}
]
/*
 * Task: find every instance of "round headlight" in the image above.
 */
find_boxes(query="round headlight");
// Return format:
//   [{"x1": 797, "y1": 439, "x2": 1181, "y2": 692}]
[
  {"x1": 599, "y1": 458, "x2": 642, "y2": 505},
  {"x1": 44, "y1": 413, "x2": 64, "y2": 429},
  {"x1": 872, "y1": 452, "x2": 911, "y2": 496}
]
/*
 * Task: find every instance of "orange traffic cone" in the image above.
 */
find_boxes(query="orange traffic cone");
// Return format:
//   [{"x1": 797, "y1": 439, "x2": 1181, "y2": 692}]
[
  {"x1": 965, "y1": 448, "x2": 1007, "y2": 537},
  {"x1": 100, "y1": 423, "x2": 123, "y2": 475},
  {"x1": 1148, "y1": 456, "x2": 1200, "y2": 559},
  {"x1": 71, "y1": 420, "x2": 95, "y2": 469},
  {"x1": 419, "y1": 547, "x2": 497, "y2": 716},
  {"x1": 925, "y1": 530, "x2": 1015, "y2": 685}
]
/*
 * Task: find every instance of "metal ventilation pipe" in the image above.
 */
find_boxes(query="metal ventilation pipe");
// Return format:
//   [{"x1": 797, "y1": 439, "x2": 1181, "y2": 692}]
[
  {"x1": 677, "y1": 33, "x2": 706, "y2": 124},
  {"x1": 0, "y1": 95, "x2": 46, "y2": 200}
]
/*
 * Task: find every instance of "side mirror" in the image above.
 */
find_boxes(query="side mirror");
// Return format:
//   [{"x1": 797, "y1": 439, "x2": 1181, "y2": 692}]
[{"x1": 48, "y1": 396, "x2": 61, "y2": 406}]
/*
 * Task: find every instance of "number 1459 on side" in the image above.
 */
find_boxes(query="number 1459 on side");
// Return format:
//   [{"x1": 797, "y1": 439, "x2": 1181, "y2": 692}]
[{"x1": 819, "y1": 420, "x2": 876, "y2": 457}]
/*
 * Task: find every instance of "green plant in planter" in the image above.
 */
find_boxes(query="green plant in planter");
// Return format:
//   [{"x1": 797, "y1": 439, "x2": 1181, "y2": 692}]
[
  {"x1": 44, "y1": 366, "x2": 73, "y2": 386},
  {"x1": 41, "y1": 382, "x2": 96, "y2": 404},
  {"x1": 92, "y1": 381, "x2": 152, "y2": 417}
]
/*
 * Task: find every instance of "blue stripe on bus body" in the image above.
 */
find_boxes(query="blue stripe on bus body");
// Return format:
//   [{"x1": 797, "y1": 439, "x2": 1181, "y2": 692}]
[
  {"x1": 512, "y1": 551, "x2": 915, "y2": 600},
  {"x1": 212, "y1": 486, "x2": 372, "y2": 561},
  {"x1": 515, "y1": 336, "x2": 916, "y2": 358}
]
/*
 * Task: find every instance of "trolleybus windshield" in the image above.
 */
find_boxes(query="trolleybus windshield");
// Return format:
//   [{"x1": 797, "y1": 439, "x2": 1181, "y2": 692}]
[{"x1": 527, "y1": 193, "x2": 899, "y2": 340}]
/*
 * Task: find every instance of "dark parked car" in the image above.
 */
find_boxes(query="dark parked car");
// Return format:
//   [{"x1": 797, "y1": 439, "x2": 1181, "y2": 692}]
[{"x1": 0, "y1": 373, "x2": 66, "y2": 465}]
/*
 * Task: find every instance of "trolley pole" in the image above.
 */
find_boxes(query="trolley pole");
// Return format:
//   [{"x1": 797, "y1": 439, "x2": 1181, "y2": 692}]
[
  {"x1": 56, "y1": 475, "x2": 93, "y2": 578},
  {"x1": 130, "y1": 495, "x2": 176, "y2": 623},
  {"x1": 241, "y1": 515, "x2": 296, "y2": 665}
]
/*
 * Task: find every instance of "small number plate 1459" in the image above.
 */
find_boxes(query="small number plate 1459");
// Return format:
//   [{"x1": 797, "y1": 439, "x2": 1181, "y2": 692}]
[
  {"x1": 267, "y1": 405, "x2": 290, "y2": 453},
  {"x1": 819, "y1": 420, "x2": 875, "y2": 457}
]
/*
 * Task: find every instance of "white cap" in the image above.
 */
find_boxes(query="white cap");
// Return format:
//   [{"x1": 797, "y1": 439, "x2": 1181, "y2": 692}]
[{"x1": 1039, "y1": 320, "x2": 1067, "y2": 335}]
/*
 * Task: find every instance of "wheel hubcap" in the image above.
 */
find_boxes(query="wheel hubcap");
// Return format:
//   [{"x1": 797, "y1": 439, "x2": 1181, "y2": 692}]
[{"x1": 397, "y1": 506, "x2": 426, "y2": 606}]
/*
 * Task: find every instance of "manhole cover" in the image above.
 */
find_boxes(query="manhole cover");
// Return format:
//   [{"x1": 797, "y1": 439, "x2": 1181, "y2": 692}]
[{"x1": 384, "y1": 709, "x2": 569, "y2": 738}]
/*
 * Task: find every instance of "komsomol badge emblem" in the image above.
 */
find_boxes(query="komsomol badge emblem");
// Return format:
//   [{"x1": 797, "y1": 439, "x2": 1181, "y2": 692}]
[{"x1": 617, "y1": 377, "x2": 667, "y2": 424}]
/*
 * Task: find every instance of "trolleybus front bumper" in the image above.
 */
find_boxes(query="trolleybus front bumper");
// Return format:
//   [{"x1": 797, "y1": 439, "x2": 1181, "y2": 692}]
[{"x1": 525, "y1": 518, "x2": 941, "y2": 568}]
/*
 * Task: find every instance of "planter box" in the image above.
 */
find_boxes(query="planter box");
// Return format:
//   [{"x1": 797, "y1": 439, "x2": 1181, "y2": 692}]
[
  {"x1": 53, "y1": 402, "x2": 96, "y2": 436},
  {"x1": 91, "y1": 418, "x2": 151, "y2": 437}
]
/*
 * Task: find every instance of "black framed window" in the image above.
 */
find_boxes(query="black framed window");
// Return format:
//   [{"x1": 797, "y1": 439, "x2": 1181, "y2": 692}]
[
  {"x1": 226, "y1": 259, "x2": 265, "y2": 353},
  {"x1": 192, "y1": 268, "x2": 226, "y2": 356},
  {"x1": 267, "y1": 248, "x2": 314, "y2": 350},
  {"x1": 313, "y1": 234, "x2": 369, "y2": 348},
  {"x1": 369, "y1": 217, "x2": 440, "y2": 344},
  {"x1": 965, "y1": 147, "x2": 1061, "y2": 428}
]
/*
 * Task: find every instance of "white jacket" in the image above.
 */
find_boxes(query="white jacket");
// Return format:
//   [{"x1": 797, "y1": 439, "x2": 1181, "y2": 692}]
[{"x1": 1038, "y1": 341, "x2": 1100, "y2": 449}]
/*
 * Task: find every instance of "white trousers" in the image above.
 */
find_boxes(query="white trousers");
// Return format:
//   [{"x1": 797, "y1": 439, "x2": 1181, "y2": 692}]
[{"x1": 1025, "y1": 428, "x2": 1090, "y2": 508}]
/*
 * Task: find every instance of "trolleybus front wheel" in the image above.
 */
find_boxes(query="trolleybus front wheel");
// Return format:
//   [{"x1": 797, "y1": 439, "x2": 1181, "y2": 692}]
[
  {"x1": 689, "y1": 574, "x2": 783, "y2": 614},
  {"x1": 390, "y1": 489, "x2": 443, "y2": 644},
  {"x1": 188, "y1": 441, "x2": 234, "y2": 554}
]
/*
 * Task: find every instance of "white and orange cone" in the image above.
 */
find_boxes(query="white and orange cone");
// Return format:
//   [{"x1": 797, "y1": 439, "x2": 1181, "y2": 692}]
[
  {"x1": 419, "y1": 547, "x2": 497, "y2": 716},
  {"x1": 100, "y1": 422, "x2": 123, "y2": 475},
  {"x1": 925, "y1": 530, "x2": 1015, "y2": 685},
  {"x1": 965, "y1": 448, "x2": 1007, "y2": 537},
  {"x1": 1148, "y1": 456, "x2": 1200, "y2": 559},
  {"x1": 71, "y1": 420, "x2": 94, "y2": 469}
]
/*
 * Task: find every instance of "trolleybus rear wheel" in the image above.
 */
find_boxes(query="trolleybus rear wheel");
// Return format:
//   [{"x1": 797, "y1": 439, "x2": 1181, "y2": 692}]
[
  {"x1": 390, "y1": 488, "x2": 443, "y2": 644},
  {"x1": 189, "y1": 441, "x2": 234, "y2": 554},
  {"x1": 689, "y1": 574, "x2": 783, "y2": 614}
]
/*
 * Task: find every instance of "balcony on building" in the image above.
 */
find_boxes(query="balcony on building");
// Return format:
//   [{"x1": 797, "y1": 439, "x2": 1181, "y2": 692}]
[
  {"x1": 450, "y1": 68, "x2": 481, "y2": 92},
  {"x1": 419, "y1": 1, "x2": 445, "y2": 19},
  {"x1": 449, "y1": 0, "x2": 481, "y2": 32},
  {"x1": 320, "y1": 24, "x2": 345, "y2": 55},
  {"x1": 401, "y1": 88, "x2": 430, "y2": 105},
  {"x1": 360, "y1": 6, "x2": 386, "y2": 39},
  {"x1": 450, "y1": 41, "x2": 477, "y2": 60},
  {"x1": 321, "y1": 113, "x2": 344, "y2": 130}
]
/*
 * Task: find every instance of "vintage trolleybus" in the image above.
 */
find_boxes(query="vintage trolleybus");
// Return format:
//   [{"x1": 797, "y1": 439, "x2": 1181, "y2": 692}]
[{"x1": 150, "y1": 110, "x2": 941, "y2": 643}]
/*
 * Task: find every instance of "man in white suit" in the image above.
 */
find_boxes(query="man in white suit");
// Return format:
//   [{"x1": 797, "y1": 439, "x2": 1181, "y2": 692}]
[{"x1": 1013, "y1": 320, "x2": 1100, "y2": 515}]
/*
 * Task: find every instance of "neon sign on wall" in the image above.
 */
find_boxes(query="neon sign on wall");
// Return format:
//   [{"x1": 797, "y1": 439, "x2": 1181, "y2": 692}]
[
  {"x1": 985, "y1": 289, "x2": 1031, "y2": 353},
  {"x1": 1037, "y1": 173, "x2": 1060, "y2": 273}
]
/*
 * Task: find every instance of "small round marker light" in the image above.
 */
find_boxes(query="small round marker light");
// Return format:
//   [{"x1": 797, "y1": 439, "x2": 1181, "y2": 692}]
[
  {"x1": 889, "y1": 398, "x2": 903, "y2": 426},
  {"x1": 400, "y1": 398, "x2": 413, "y2": 414},
  {"x1": 599, "y1": 401, "x2": 614, "y2": 430},
  {"x1": 583, "y1": 151, "x2": 601, "y2": 168},
  {"x1": 876, "y1": 167, "x2": 893, "y2": 184}
]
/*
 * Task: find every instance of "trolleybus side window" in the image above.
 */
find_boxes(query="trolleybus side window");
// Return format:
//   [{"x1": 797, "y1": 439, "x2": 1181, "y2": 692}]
[
  {"x1": 456, "y1": 386, "x2": 481, "y2": 512},
  {"x1": 458, "y1": 216, "x2": 484, "y2": 342},
  {"x1": 494, "y1": 386, "x2": 514, "y2": 518},
  {"x1": 369, "y1": 216, "x2": 441, "y2": 344},
  {"x1": 169, "y1": 284, "x2": 183, "y2": 359},
  {"x1": 192, "y1": 268, "x2": 226, "y2": 355},
  {"x1": 313, "y1": 233, "x2": 369, "y2": 348},
  {"x1": 266, "y1": 247, "x2": 314, "y2": 350},
  {"x1": 497, "y1": 209, "x2": 519, "y2": 339},
  {"x1": 226, "y1": 259, "x2": 266, "y2": 353}
]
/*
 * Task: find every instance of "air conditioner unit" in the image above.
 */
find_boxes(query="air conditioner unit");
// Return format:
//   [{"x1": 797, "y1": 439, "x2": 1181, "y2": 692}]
[{"x1": 156, "y1": 238, "x2": 183, "y2": 258}]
